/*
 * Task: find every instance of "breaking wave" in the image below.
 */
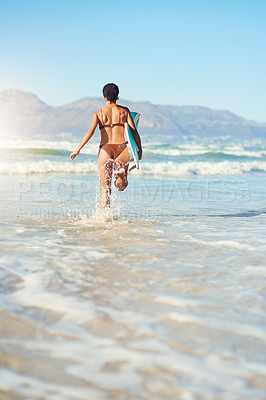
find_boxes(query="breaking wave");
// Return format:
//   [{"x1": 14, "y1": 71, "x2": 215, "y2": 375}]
[{"x1": 1, "y1": 159, "x2": 266, "y2": 176}]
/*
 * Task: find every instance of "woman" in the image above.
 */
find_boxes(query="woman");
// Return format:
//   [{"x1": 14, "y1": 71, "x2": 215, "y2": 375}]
[{"x1": 70, "y1": 83, "x2": 142, "y2": 208}]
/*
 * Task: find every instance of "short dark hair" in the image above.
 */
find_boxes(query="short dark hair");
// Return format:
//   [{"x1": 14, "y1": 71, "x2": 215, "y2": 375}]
[{"x1": 102, "y1": 83, "x2": 119, "y2": 102}]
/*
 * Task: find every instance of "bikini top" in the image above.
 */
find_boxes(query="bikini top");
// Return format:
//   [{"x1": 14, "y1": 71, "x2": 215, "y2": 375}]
[{"x1": 99, "y1": 107, "x2": 125, "y2": 130}]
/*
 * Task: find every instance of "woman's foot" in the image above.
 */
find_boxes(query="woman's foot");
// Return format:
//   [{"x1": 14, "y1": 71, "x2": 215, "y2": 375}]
[{"x1": 115, "y1": 167, "x2": 128, "y2": 191}]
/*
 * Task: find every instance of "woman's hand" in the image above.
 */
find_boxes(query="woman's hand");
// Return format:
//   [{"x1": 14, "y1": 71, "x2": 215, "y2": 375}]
[{"x1": 70, "y1": 150, "x2": 80, "y2": 162}]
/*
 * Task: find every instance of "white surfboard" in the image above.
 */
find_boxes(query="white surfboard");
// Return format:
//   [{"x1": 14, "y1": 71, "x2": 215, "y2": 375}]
[{"x1": 124, "y1": 112, "x2": 141, "y2": 170}]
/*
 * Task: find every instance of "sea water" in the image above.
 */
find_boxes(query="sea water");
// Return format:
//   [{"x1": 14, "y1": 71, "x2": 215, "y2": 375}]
[{"x1": 0, "y1": 138, "x2": 266, "y2": 400}]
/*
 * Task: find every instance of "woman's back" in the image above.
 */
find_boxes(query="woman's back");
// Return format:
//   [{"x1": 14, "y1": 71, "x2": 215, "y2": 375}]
[{"x1": 97, "y1": 104, "x2": 128, "y2": 145}]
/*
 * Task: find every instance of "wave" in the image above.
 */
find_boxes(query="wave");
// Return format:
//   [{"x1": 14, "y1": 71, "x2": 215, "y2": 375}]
[
  {"x1": 202, "y1": 151, "x2": 266, "y2": 159},
  {"x1": 2, "y1": 140, "x2": 207, "y2": 158},
  {"x1": 1, "y1": 159, "x2": 266, "y2": 176},
  {"x1": 5, "y1": 147, "x2": 266, "y2": 160},
  {"x1": 2, "y1": 139, "x2": 266, "y2": 159},
  {"x1": 1, "y1": 139, "x2": 266, "y2": 177},
  {"x1": 1, "y1": 139, "x2": 99, "y2": 155},
  {"x1": 0, "y1": 160, "x2": 98, "y2": 175},
  {"x1": 137, "y1": 160, "x2": 266, "y2": 177},
  {"x1": 146, "y1": 147, "x2": 266, "y2": 158}
]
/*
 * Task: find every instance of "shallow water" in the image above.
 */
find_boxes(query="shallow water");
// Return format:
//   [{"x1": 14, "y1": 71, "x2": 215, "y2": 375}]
[
  {"x1": 1, "y1": 169, "x2": 266, "y2": 400},
  {"x1": 1, "y1": 139, "x2": 266, "y2": 399}
]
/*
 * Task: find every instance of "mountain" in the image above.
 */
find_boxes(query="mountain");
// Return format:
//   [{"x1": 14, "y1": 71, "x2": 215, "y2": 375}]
[{"x1": 0, "y1": 88, "x2": 265, "y2": 141}]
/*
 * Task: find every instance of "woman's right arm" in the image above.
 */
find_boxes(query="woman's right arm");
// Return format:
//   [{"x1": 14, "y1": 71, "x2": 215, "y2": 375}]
[
  {"x1": 127, "y1": 110, "x2": 143, "y2": 160},
  {"x1": 70, "y1": 112, "x2": 98, "y2": 162}
]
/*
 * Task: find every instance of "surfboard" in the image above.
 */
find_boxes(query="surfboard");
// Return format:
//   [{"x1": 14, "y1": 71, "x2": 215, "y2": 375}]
[{"x1": 124, "y1": 112, "x2": 141, "y2": 170}]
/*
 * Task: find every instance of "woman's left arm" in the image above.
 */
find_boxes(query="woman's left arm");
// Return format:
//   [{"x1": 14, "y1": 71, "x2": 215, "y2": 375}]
[{"x1": 70, "y1": 112, "x2": 98, "y2": 162}]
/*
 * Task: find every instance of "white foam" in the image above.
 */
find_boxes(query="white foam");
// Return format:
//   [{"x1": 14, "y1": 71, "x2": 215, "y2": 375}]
[
  {"x1": 167, "y1": 312, "x2": 266, "y2": 342},
  {"x1": 190, "y1": 238, "x2": 256, "y2": 251},
  {"x1": 1, "y1": 158, "x2": 266, "y2": 176},
  {"x1": 155, "y1": 295, "x2": 203, "y2": 307},
  {"x1": 49, "y1": 331, "x2": 266, "y2": 395},
  {"x1": 75, "y1": 208, "x2": 121, "y2": 225},
  {"x1": 178, "y1": 143, "x2": 218, "y2": 150},
  {"x1": 148, "y1": 148, "x2": 209, "y2": 156},
  {"x1": 3, "y1": 139, "x2": 266, "y2": 158},
  {"x1": 0, "y1": 159, "x2": 98, "y2": 174},
  {"x1": 0, "y1": 368, "x2": 104, "y2": 400},
  {"x1": 15, "y1": 227, "x2": 27, "y2": 234},
  {"x1": 136, "y1": 160, "x2": 266, "y2": 177},
  {"x1": 224, "y1": 150, "x2": 266, "y2": 158},
  {"x1": 146, "y1": 146, "x2": 266, "y2": 157},
  {"x1": 8, "y1": 273, "x2": 96, "y2": 323}
]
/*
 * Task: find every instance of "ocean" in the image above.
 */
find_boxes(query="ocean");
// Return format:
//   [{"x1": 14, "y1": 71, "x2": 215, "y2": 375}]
[{"x1": 1, "y1": 136, "x2": 266, "y2": 400}]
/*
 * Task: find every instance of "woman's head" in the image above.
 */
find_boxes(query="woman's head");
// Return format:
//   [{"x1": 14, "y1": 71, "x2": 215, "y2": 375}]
[{"x1": 102, "y1": 83, "x2": 119, "y2": 102}]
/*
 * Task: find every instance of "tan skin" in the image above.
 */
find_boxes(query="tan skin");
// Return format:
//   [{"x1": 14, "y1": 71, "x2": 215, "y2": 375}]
[{"x1": 70, "y1": 97, "x2": 142, "y2": 208}]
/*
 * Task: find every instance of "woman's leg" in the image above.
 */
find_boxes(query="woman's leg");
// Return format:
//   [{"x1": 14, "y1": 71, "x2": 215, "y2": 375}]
[
  {"x1": 98, "y1": 148, "x2": 113, "y2": 208},
  {"x1": 114, "y1": 146, "x2": 130, "y2": 191}
]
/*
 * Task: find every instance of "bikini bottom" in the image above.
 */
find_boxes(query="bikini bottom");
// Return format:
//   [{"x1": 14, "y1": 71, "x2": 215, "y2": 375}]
[{"x1": 99, "y1": 142, "x2": 127, "y2": 160}]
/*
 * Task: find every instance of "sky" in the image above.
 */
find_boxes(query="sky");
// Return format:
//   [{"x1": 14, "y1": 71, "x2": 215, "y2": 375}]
[{"x1": 0, "y1": 0, "x2": 266, "y2": 122}]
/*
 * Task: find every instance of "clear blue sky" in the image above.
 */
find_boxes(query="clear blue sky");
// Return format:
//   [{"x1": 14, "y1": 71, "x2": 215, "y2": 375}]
[{"x1": 0, "y1": 0, "x2": 265, "y2": 122}]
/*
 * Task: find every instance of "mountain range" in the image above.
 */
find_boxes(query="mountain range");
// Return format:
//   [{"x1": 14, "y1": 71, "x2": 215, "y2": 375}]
[{"x1": 0, "y1": 88, "x2": 265, "y2": 141}]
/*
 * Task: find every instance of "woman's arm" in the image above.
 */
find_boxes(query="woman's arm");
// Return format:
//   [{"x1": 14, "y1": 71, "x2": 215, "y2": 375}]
[
  {"x1": 70, "y1": 112, "x2": 98, "y2": 162},
  {"x1": 127, "y1": 110, "x2": 143, "y2": 160}
]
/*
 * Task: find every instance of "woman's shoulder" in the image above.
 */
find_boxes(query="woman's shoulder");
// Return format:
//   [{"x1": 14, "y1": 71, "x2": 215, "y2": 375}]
[
  {"x1": 95, "y1": 106, "x2": 103, "y2": 113},
  {"x1": 117, "y1": 104, "x2": 130, "y2": 113},
  {"x1": 94, "y1": 107, "x2": 105, "y2": 119}
]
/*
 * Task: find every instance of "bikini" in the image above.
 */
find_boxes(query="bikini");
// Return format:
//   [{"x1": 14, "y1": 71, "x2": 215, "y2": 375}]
[
  {"x1": 98, "y1": 107, "x2": 124, "y2": 131},
  {"x1": 98, "y1": 107, "x2": 128, "y2": 160}
]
